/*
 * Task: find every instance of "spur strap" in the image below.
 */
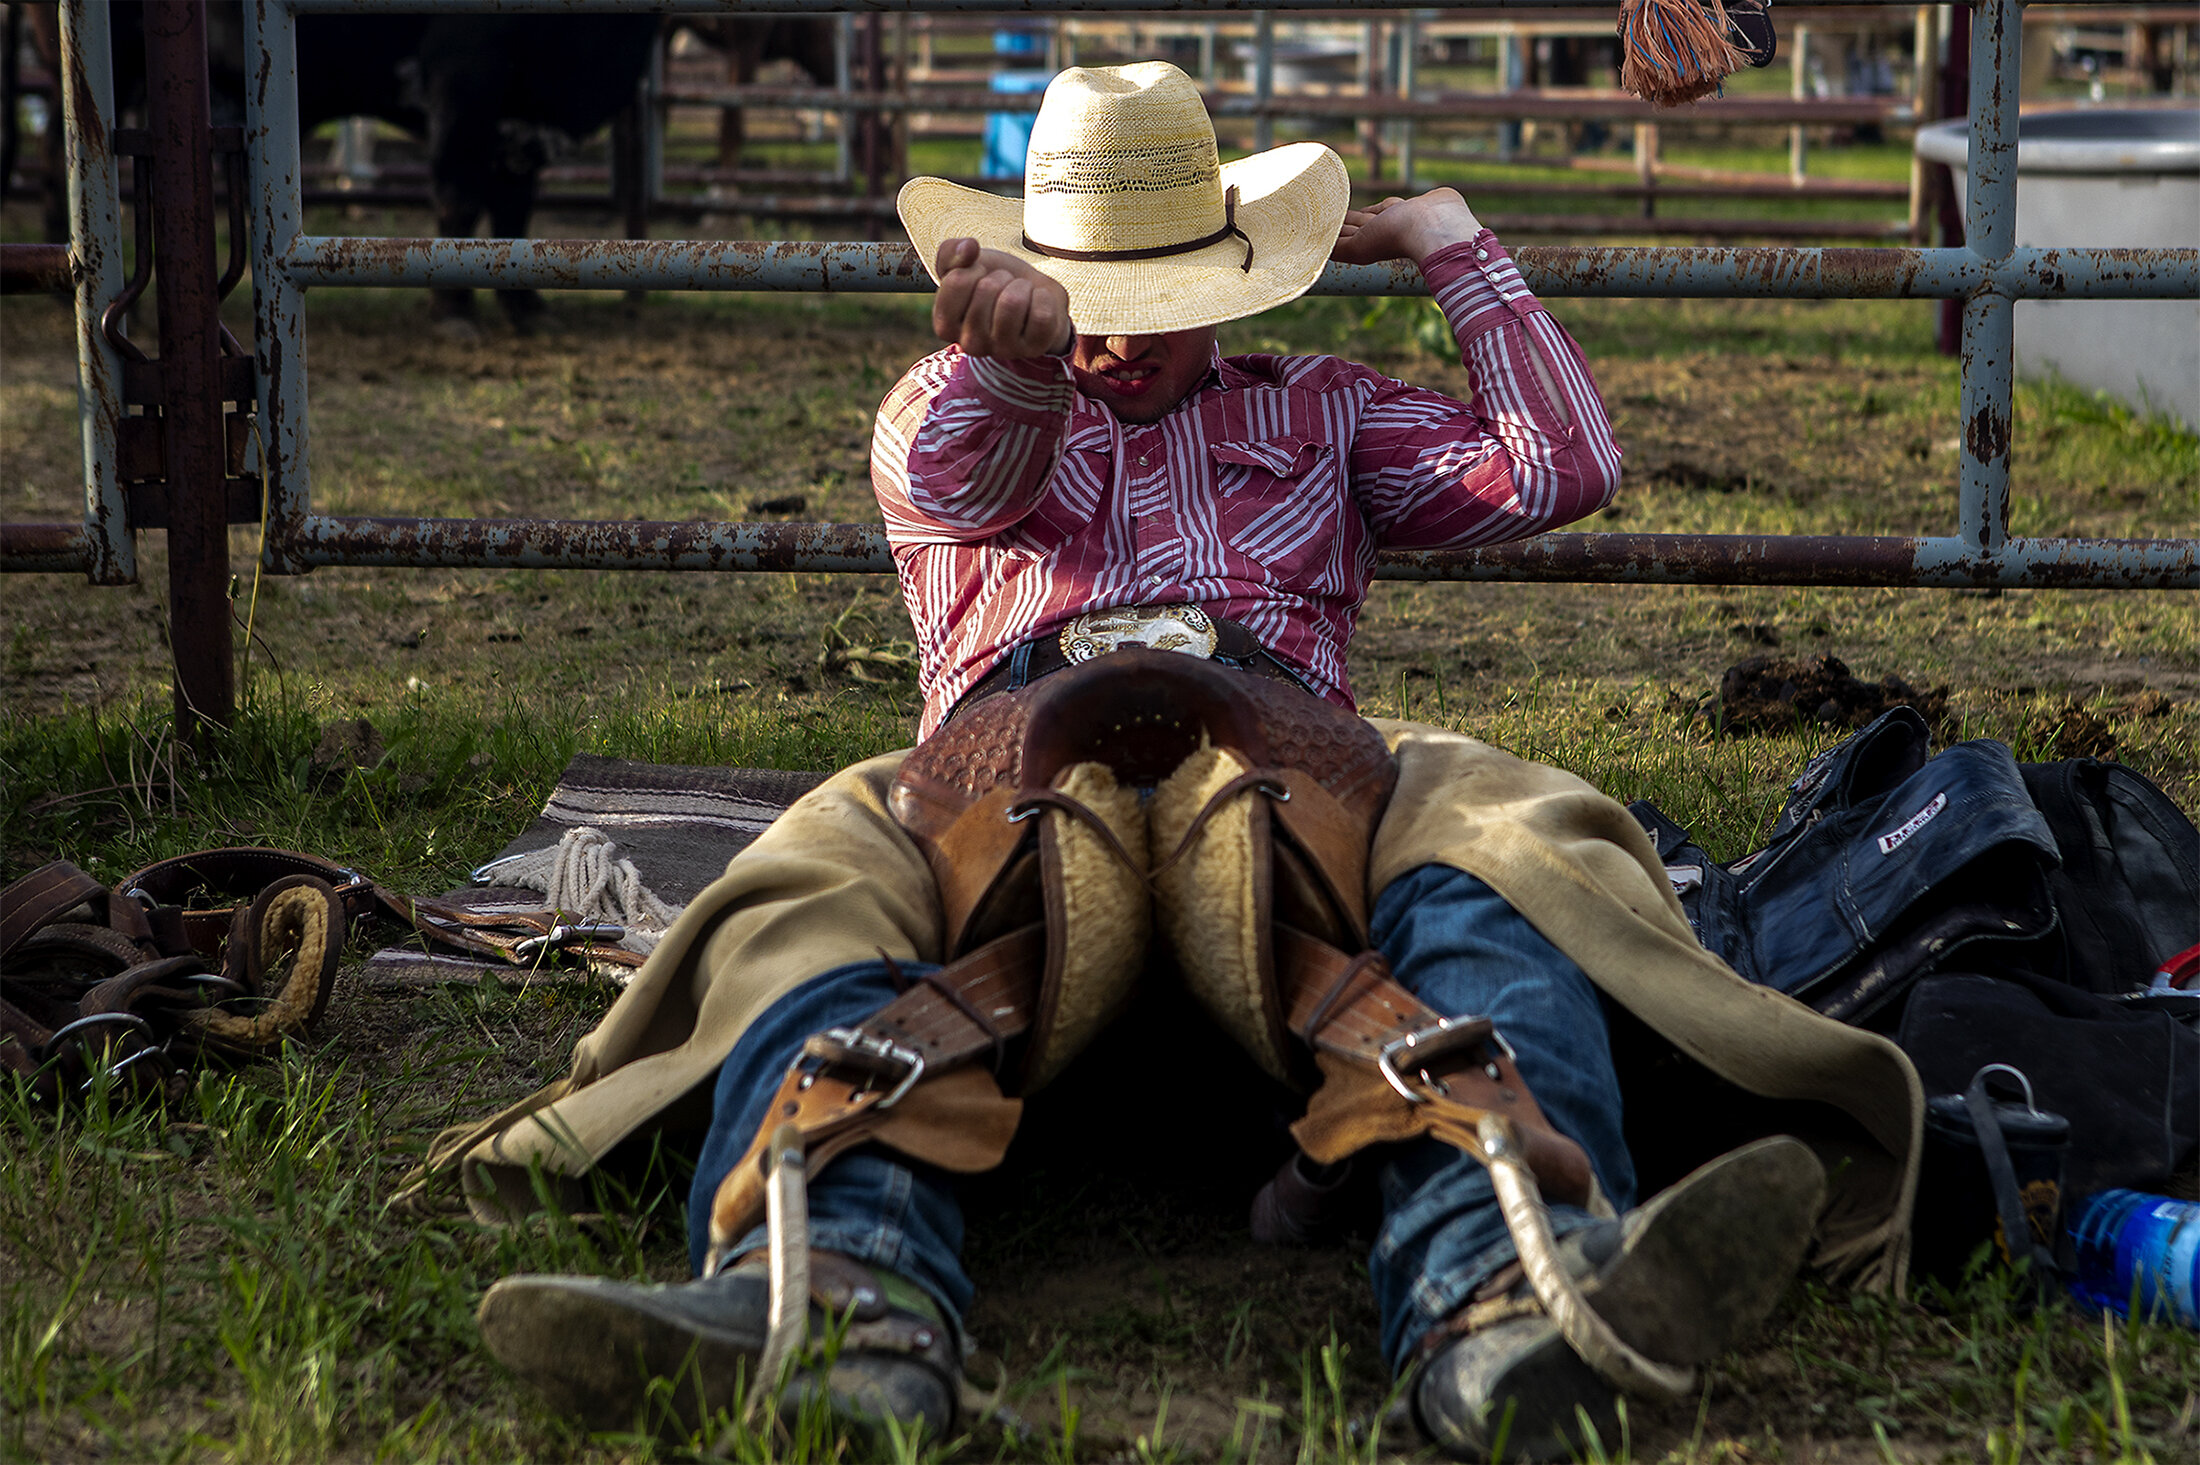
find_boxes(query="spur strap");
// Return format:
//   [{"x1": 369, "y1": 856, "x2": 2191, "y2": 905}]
[
  {"x1": 1275, "y1": 926, "x2": 1596, "y2": 1208},
  {"x1": 406, "y1": 897, "x2": 646, "y2": 971},
  {"x1": 703, "y1": 927, "x2": 1044, "y2": 1271}
]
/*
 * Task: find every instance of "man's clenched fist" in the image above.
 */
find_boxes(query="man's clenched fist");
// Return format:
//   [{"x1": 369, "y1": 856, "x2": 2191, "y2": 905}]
[{"x1": 930, "y1": 238, "x2": 1075, "y2": 359}]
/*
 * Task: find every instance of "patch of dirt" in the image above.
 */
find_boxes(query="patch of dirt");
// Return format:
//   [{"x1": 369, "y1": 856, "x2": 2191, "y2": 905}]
[
  {"x1": 1694, "y1": 652, "x2": 1951, "y2": 736},
  {"x1": 311, "y1": 716, "x2": 387, "y2": 775},
  {"x1": 2038, "y1": 696, "x2": 2120, "y2": 759}
]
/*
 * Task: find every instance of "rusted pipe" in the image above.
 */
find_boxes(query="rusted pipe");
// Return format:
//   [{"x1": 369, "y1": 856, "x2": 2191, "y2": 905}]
[
  {"x1": 287, "y1": 0, "x2": 2022, "y2": 12},
  {"x1": 146, "y1": 0, "x2": 234, "y2": 737},
  {"x1": 273, "y1": 517, "x2": 2200, "y2": 590},
  {"x1": 272, "y1": 236, "x2": 2198, "y2": 302},
  {"x1": 662, "y1": 83, "x2": 1910, "y2": 128},
  {"x1": 519, "y1": 192, "x2": 1908, "y2": 240},
  {"x1": 0, "y1": 523, "x2": 91, "y2": 572},
  {"x1": 0, "y1": 242, "x2": 71, "y2": 293}
]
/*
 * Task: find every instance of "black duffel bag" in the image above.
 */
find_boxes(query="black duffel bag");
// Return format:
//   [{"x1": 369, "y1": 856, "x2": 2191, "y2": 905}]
[{"x1": 1631, "y1": 710, "x2": 2200, "y2": 1268}]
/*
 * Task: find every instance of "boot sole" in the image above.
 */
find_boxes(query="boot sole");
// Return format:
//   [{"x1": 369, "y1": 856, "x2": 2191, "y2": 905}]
[
  {"x1": 478, "y1": 1275, "x2": 767, "y2": 1435},
  {"x1": 1418, "y1": 1135, "x2": 1828, "y2": 1461},
  {"x1": 1585, "y1": 1134, "x2": 1828, "y2": 1365}
]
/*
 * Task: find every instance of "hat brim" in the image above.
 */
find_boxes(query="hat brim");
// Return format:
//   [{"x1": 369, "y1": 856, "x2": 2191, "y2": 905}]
[{"x1": 898, "y1": 142, "x2": 1349, "y2": 337}]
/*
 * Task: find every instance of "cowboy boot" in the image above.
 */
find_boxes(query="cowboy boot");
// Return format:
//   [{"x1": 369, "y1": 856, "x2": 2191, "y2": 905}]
[
  {"x1": 479, "y1": 1249, "x2": 959, "y2": 1442},
  {"x1": 1413, "y1": 1136, "x2": 1828, "y2": 1462}
]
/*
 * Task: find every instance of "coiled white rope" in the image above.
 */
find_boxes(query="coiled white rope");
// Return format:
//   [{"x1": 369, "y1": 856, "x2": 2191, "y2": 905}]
[{"x1": 480, "y1": 826, "x2": 681, "y2": 954}]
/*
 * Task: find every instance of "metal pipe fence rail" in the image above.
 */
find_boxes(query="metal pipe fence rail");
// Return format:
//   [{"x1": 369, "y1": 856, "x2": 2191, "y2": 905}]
[
  {"x1": 0, "y1": 0, "x2": 2195, "y2": 742},
  {"x1": 217, "y1": 10, "x2": 1945, "y2": 236},
  {"x1": 653, "y1": 69, "x2": 1929, "y2": 236}
]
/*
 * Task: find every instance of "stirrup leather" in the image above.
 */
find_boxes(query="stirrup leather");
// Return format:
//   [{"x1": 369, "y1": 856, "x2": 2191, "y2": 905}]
[{"x1": 703, "y1": 664, "x2": 1158, "y2": 1271}]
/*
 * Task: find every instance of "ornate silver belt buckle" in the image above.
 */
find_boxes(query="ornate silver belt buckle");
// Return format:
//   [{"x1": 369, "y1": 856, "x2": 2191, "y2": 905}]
[{"x1": 1059, "y1": 604, "x2": 1220, "y2": 665}]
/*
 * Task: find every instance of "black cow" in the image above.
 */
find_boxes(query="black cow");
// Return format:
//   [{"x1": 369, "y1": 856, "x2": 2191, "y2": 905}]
[
  {"x1": 294, "y1": 12, "x2": 660, "y2": 328},
  {"x1": 11, "y1": 3, "x2": 660, "y2": 329}
]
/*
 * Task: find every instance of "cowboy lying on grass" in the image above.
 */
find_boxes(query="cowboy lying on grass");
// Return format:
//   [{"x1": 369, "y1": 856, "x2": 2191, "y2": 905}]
[{"x1": 466, "y1": 63, "x2": 1922, "y2": 1461}]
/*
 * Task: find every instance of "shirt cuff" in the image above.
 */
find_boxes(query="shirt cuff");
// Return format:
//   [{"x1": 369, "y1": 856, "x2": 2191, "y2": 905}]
[
  {"x1": 1422, "y1": 231, "x2": 1543, "y2": 348},
  {"x1": 958, "y1": 350, "x2": 1077, "y2": 425}
]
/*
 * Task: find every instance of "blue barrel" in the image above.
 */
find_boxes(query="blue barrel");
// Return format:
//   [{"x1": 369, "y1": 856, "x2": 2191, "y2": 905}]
[{"x1": 983, "y1": 70, "x2": 1053, "y2": 181}]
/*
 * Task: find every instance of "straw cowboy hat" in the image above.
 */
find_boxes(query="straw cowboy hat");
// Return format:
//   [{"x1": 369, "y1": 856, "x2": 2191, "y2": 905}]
[{"x1": 899, "y1": 61, "x2": 1350, "y2": 336}]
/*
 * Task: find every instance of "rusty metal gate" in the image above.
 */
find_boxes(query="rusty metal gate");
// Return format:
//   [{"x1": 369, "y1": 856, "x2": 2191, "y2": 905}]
[{"x1": 2, "y1": 0, "x2": 2195, "y2": 740}]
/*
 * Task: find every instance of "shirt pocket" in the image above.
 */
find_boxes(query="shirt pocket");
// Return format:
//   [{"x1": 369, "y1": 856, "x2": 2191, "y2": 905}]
[{"x1": 1208, "y1": 436, "x2": 1342, "y2": 580}]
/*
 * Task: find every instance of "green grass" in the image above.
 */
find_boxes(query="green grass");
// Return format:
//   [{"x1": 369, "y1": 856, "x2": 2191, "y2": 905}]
[
  {"x1": 7, "y1": 195, "x2": 2200, "y2": 1460},
  {"x1": 0, "y1": 674, "x2": 913, "y2": 892},
  {"x1": 6, "y1": 1026, "x2": 2195, "y2": 1461}
]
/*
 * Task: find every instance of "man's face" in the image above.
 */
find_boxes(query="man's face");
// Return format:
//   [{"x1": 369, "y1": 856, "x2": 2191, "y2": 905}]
[{"x1": 1068, "y1": 327, "x2": 1219, "y2": 424}]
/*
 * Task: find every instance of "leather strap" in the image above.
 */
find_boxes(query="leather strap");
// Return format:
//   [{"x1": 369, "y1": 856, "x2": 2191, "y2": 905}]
[
  {"x1": 1, "y1": 862, "x2": 106, "y2": 961},
  {"x1": 1965, "y1": 1071, "x2": 2060, "y2": 1276},
  {"x1": 1279, "y1": 928, "x2": 1429, "y2": 1060},
  {"x1": 0, "y1": 997, "x2": 54, "y2": 1078},
  {"x1": 854, "y1": 926, "x2": 1047, "y2": 1074},
  {"x1": 705, "y1": 929, "x2": 1043, "y2": 1261},
  {"x1": 1274, "y1": 927, "x2": 1596, "y2": 1208}
]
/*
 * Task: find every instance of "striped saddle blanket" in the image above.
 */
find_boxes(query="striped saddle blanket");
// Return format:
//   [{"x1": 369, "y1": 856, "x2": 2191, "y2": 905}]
[{"x1": 366, "y1": 755, "x2": 824, "y2": 985}]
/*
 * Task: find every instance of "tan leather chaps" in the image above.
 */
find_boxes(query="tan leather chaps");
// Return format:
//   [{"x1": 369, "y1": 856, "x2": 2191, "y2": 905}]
[{"x1": 703, "y1": 649, "x2": 1596, "y2": 1270}]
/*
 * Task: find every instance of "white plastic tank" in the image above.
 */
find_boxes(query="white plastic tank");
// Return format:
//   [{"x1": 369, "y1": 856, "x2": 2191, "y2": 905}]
[{"x1": 1916, "y1": 109, "x2": 2199, "y2": 429}]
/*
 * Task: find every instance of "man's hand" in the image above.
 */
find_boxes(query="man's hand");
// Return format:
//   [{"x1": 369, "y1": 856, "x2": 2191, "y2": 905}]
[
  {"x1": 1330, "y1": 187, "x2": 1484, "y2": 269},
  {"x1": 931, "y1": 238, "x2": 1075, "y2": 358}
]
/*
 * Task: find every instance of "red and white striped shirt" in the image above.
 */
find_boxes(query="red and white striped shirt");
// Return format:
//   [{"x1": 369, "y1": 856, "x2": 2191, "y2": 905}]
[{"x1": 871, "y1": 232, "x2": 1623, "y2": 738}]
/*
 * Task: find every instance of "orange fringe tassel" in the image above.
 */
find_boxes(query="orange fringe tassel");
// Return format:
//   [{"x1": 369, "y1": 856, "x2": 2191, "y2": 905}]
[{"x1": 1618, "y1": 0, "x2": 1753, "y2": 108}]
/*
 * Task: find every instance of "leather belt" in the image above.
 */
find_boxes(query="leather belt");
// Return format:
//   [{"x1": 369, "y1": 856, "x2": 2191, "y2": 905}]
[{"x1": 950, "y1": 611, "x2": 1310, "y2": 724}]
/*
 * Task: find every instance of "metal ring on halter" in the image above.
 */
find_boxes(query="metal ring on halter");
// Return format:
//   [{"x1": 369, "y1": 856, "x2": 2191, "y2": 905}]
[{"x1": 37, "y1": 1011, "x2": 154, "y2": 1063}]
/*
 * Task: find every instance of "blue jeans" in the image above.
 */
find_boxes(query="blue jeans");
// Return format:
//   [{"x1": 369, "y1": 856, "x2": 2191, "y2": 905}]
[{"x1": 687, "y1": 864, "x2": 1635, "y2": 1375}]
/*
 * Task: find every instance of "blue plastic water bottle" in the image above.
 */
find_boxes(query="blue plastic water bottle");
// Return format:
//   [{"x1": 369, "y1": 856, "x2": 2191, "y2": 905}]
[{"x1": 2064, "y1": 1189, "x2": 2200, "y2": 1327}]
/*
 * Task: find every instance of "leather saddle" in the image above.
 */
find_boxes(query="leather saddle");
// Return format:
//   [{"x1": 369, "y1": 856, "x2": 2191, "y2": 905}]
[{"x1": 704, "y1": 648, "x2": 1594, "y2": 1263}]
